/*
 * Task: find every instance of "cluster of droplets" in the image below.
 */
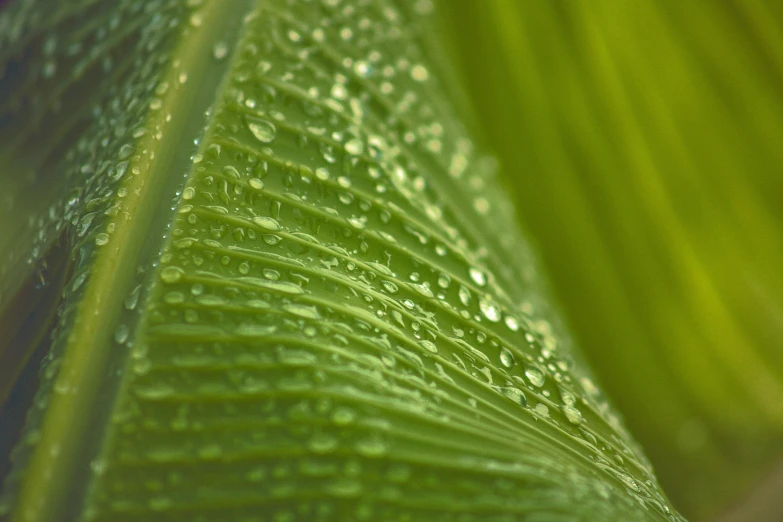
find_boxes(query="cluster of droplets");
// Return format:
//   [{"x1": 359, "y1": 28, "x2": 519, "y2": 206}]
[
  {"x1": 0, "y1": 0, "x2": 680, "y2": 520},
  {"x1": 114, "y1": 0, "x2": 671, "y2": 519}
]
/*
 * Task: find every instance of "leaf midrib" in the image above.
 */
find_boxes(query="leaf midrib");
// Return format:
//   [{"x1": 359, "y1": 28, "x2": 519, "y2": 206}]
[{"x1": 10, "y1": 2, "x2": 255, "y2": 521}]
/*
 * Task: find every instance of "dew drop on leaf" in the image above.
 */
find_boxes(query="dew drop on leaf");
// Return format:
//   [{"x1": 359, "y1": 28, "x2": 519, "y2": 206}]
[
  {"x1": 160, "y1": 266, "x2": 184, "y2": 284},
  {"x1": 213, "y1": 41, "x2": 228, "y2": 60},
  {"x1": 469, "y1": 267, "x2": 486, "y2": 286},
  {"x1": 252, "y1": 216, "x2": 281, "y2": 231},
  {"x1": 332, "y1": 407, "x2": 356, "y2": 426},
  {"x1": 308, "y1": 433, "x2": 337, "y2": 454},
  {"x1": 499, "y1": 347, "x2": 515, "y2": 368},
  {"x1": 356, "y1": 436, "x2": 387, "y2": 457},
  {"x1": 458, "y1": 286, "x2": 471, "y2": 306},
  {"x1": 526, "y1": 367, "x2": 546, "y2": 388},
  {"x1": 563, "y1": 405, "x2": 583, "y2": 425},
  {"x1": 479, "y1": 294, "x2": 501, "y2": 322},
  {"x1": 245, "y1": 116, "x2": 277, "y2": 143},
  {"x1": 114, "y1": 324, "x2": 129, "y2": 344},
  {"x1": 500, "y1": 386, "x2": 527, "y2": 406}
]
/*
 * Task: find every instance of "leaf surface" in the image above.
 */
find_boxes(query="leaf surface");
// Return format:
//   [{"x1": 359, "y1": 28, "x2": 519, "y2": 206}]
[{"x1": 0, "y1": 1, "x2": 681, "y2": 521}]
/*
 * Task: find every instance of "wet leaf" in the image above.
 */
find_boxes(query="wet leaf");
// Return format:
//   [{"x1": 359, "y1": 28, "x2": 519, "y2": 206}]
[{"x1": 0, "y1": 1, "x2": 681, "y2": 521}]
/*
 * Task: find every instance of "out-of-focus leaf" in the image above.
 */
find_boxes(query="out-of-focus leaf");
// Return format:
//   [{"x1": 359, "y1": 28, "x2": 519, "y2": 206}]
[
  {"x1": 439, "y1": 0, "x2": 783, "y2": 519},
  {"x1": 0, "y1": 1, "x2": 682, "y2": 521}
]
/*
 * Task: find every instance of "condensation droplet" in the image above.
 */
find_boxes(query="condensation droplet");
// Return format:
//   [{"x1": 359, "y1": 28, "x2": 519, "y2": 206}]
[
  {"x1": 458, "y1": 286, "x2": 471, "y2": 307},
  {"x1": 246, "y1": 116, "x2": 277, "y2": 143},
  {"x1": 213, "y1": 41, "x2": 228, "y2": 60},
  {"x1": 252, "y1": 216, "x2": 281, "y2": 231},
  {"x1": 469, "y1": 267, "x2": 486, "y2": 286},
  {"x1": 525, "y1": 367, "x2": 545, "y2": 388},
  {"x1": 410, "y1": 64, "x2": 429, "y2": 82},
  {"x1": 479, "y1": 295, "x2": 501, "y2": 322},
  {"x1": 356, "y1": 436, "x2": 387, "y2": 457},
  {"x1": 499, "y1": 347, "x2": 515, "y2": 368},
  {"x1": 308, "y1": 433, "x2": 337, "y2": 454},
  {"x1": 114, "y1": 324, "x2": 129, "y2": 344},
  {"x1": 562, "y1": 405, "x2": 583, "y2": 425},
  {"x1": 160, "y1": 266, "x2": 184, "y2": 284}
]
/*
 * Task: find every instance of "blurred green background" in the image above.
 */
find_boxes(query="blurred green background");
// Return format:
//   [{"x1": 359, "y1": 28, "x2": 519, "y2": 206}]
[{"x1": 438, "y1": 1, "x2": 783, "y2": 520}]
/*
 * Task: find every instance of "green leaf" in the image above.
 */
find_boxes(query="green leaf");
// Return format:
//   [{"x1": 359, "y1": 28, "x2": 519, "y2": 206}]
[
  {"x1": 0, "y1": 1, "x2": 681, "y2": 520},
  {"x1": 438, "y1": 0, "x2": 783, "y2": 518}
]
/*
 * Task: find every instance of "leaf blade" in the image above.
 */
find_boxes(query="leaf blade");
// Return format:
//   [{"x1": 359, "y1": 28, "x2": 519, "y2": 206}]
[{"x1": 1, "y1": 1, "x2": 682, "y2": 520}]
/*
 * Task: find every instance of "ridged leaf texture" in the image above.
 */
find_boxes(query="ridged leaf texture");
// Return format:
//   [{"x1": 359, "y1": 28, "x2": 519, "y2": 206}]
[{"x1": 0, "y1": 1, "x2": 682, "y2": 521}]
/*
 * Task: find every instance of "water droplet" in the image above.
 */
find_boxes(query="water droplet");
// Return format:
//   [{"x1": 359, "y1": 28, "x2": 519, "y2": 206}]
[
  {"x1": 411, "y1": 283, "x2": 433, "y2": 298},
  {"x1": 283, "y1": 304, "x2": 320, "y2": 319},
  {"x1": 213, "y1": 41, "x2": 228, "y2": 60},
  {"x1": 245, "y1": 116, "x2": 277, "y2": 143},
  {"x1": 114, "y1": 324, "x2": 129, "y2": 344},
  {"x1": 345, "y1": 138, "x2": 363, "y2": 155},
  {"x1": 504, "y1": 315, "x2": 520, "y2": 331},
  {"x1": 499, "y1": 347, "x2": 515, "y2": 368},
  {"x1": 469, "y1": 267, "x2": 486, "y2": 286},
  {"x1": 381, "y1": 281, "x2": 398, "y2": 294},
  {"x1": 354, "y1": 60, "x2": 372, "y2": 77},
  {"x1": 458, "y1": 286, "x2": 471, "y2": 307},
  {"x1": 135, "y1": 382, "x2": 175, "y2": 399},
  {"x1": 124, "y1": 284, "x2": 142, "y2": 310},
  {"x1": 562, "y1": 405, "x2": 583, "y2": 425},
  {"x1": 94, "y1": 233, "x2": 110, "y2": 246},
  {"x1": 160, "y1": 266, "x2": 184, "y2": 284},
  {"x1": 118, "y1": 144, "x2": 135, "y2": 160},
  {"x1": 619, "y1": 473, "x2": 641, "y2": 492},
  {"x1": 356, "y1": 436, "x2": 387, "y2": 457},
  {"x1": 479, "y1": 295, "x2": 501, "y2": 322},
  {"x1": 198, "y1": 444, "x2": 222, "y2": 458},
  {"x1": 42, "y1": 60, "x2": 56, "y2": 78},
  {"x1": 308, "y1": 433, "x2": 337, "y2": 454},
  {"x1": 410, "y1": 64, "x2": 429, "y2": 82},
  {"x1": 327, "y1": 480, "x2": 362, "y2": 498},
  {"x1": 89, "y1": 459, "x2": 107, "y2": 476},
  {"x1": 420, "y1": 340, "x2": 438, "y2": 354},
  {"x1": 559, "y1": 387, "x2": 576, "y2": 406},
  {"x1": 346, "y1": 216, "x2": 366, "y2": 229},
  {"x1": 332, "y1": 407, "x2": 355, "y2": 426},
  {"x1": 263, "y1": 269, "x2": 280, "y2": 281},
  {"x1": 252, "y1": 216, "x2": 281, "y2": 231},
  {"x1": 525, "y1": 367, "x2": 545, "y2": 388},
  {"x1": 500, "y1": 386, "x2": 527, "y2": 406},
  {"x1": 473, "y1": 197, "x2": 489, "y2": 214},
  {"x1": 331, "y1": 83, "x2": 348, "y2": 100}
]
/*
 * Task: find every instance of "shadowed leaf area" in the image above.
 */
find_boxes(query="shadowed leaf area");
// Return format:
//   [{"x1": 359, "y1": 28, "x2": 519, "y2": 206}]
[{"x1": 0, "y1": 1, "x2": 682, "y2": 521}]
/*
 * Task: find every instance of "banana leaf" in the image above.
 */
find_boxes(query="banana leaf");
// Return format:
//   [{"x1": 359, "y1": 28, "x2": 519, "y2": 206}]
[{"x1": 0, "y1": 1, "x2": 681, "y2": 521}]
